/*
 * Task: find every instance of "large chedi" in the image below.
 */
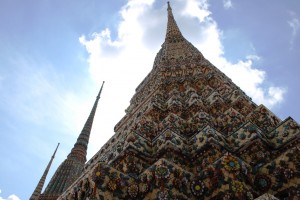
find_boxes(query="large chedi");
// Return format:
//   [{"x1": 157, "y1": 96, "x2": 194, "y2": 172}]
[{"x1": 53, "y1": 3, "x2": 299, "y2": 200}]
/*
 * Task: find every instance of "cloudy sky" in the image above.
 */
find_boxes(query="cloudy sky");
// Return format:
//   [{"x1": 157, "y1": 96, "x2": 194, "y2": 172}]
[{"x1": 0, "y1": 0, "x2": 299, "y2": 199}]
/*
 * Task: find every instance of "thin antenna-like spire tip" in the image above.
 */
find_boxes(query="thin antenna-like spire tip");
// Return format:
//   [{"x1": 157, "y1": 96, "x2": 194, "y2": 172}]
[
  {"x1": 52, "y1": 143, "x2": 60, "y2": 158},
  {"x1": 97, "y1": 81, "x2": 105, "y2": 98},
  {"x1": 167, "y1": 1, "x2": 171, "y2": 10}
]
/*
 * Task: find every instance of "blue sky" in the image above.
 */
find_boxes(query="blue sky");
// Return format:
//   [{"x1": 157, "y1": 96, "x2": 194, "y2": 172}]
[{"x1": 0, "y1": 0, "x2": 299, "y2": 199}]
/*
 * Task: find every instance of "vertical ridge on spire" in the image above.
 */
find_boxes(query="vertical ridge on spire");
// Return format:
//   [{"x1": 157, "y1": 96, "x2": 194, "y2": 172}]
[
  {"x1": 165, "y1": 1, "x2": 184, "y2": 43},
  {"x1": 30, "y1": 143, "x2": 60, "y2": 200}
]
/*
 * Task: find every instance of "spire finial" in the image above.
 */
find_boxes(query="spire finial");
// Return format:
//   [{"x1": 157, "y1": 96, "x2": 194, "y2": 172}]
[
  {"x1": 52, "y1": 142, "x2": 60, "y2": 158},
  {"x1": 30, "y1": 143, "x2": 60, "y2": 200},
  {"x1": 97, "y1": 81, "x2": 105, "y2": 99}
]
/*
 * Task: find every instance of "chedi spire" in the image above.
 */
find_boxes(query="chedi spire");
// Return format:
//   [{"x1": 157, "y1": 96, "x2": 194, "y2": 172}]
[
  {"x1": 165, "y1": 1, "x2": 184, "y2": 43},
  {"x1": 30, "y1": 143, "x2": 59, "y2": 200},
  {"x1": 67, "y1": 81, "x2": 105, "y2": 163},
  {"x1": 38, "y1": 82, "x2": 104, "y2": 200},
  {"x1": 153, "y1": 1, "x2": 204, "y2": 69}
]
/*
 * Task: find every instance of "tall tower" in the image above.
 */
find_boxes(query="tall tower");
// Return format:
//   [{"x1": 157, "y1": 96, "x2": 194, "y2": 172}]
[
  {"x1": 39, "y1": 82, "x2": 104, "y2": 200},
  {"x1": 30, "y1": 143, "x2": 59, "y2": 200},
  {"x1": 58, "y1": 3, "x2": 299, "y2": 200}
]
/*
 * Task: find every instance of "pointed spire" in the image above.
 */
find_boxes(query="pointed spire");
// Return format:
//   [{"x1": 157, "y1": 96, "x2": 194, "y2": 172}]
[
  {"x1": 68, "y1": 81, "x2": 105, "y2": 163},
  {"x1": 153, "y1": 2, "x2": 203, "y2": 68},
  {"x1": 30, "y1": 143, "x2": 60, "y2": 200},
  {"x1": 40, "y1": 82, "x2": 105, "y2": 199},
  {"x1": 165, "y1": 1, "x2": 184, "y2": 43}
]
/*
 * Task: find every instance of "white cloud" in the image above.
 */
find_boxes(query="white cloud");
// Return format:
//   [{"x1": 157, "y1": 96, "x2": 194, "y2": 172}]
[
  {"x1": 0, "y1": 189, "x2": 20, "y2": 200},
  {"x1": 80, "y1": 0, "x2": 286, "y2": 156},
  {"x1": 288, "y1": 11, "x2": 300, "y2": 49},
  {"x1": 6, "y1": 195, "x2": 20, "y2": 200},
  {"x1": 80, "y1": 1, "x2": 159, "y2": 157},
  {"x1": 184, "y1": 1, "x2": 286, "y2": 108},
  {"x1": 183, "y1": 0, "x2": 211, "y2": 22},
  {"x1": 267, "y1": 87, "x2": 286, "y2": 106},
  {"x1": 223, "y1": 0, "x2": 233, "y2": 9},
  {"x1": 246, "y1": 54, "x2": 260, "y2": 61}
]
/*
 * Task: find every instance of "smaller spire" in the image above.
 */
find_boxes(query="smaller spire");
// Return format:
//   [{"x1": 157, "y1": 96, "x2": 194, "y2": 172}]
[
  {"x1": 30, "y1": 143, "x2": 60, "y2": 200},
  {"x1": 40, "y1": 82, "x2": 105, "y2": 198},
  {"x1": 68, "y1": 81, "x2": 105, "y2": 163}
]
